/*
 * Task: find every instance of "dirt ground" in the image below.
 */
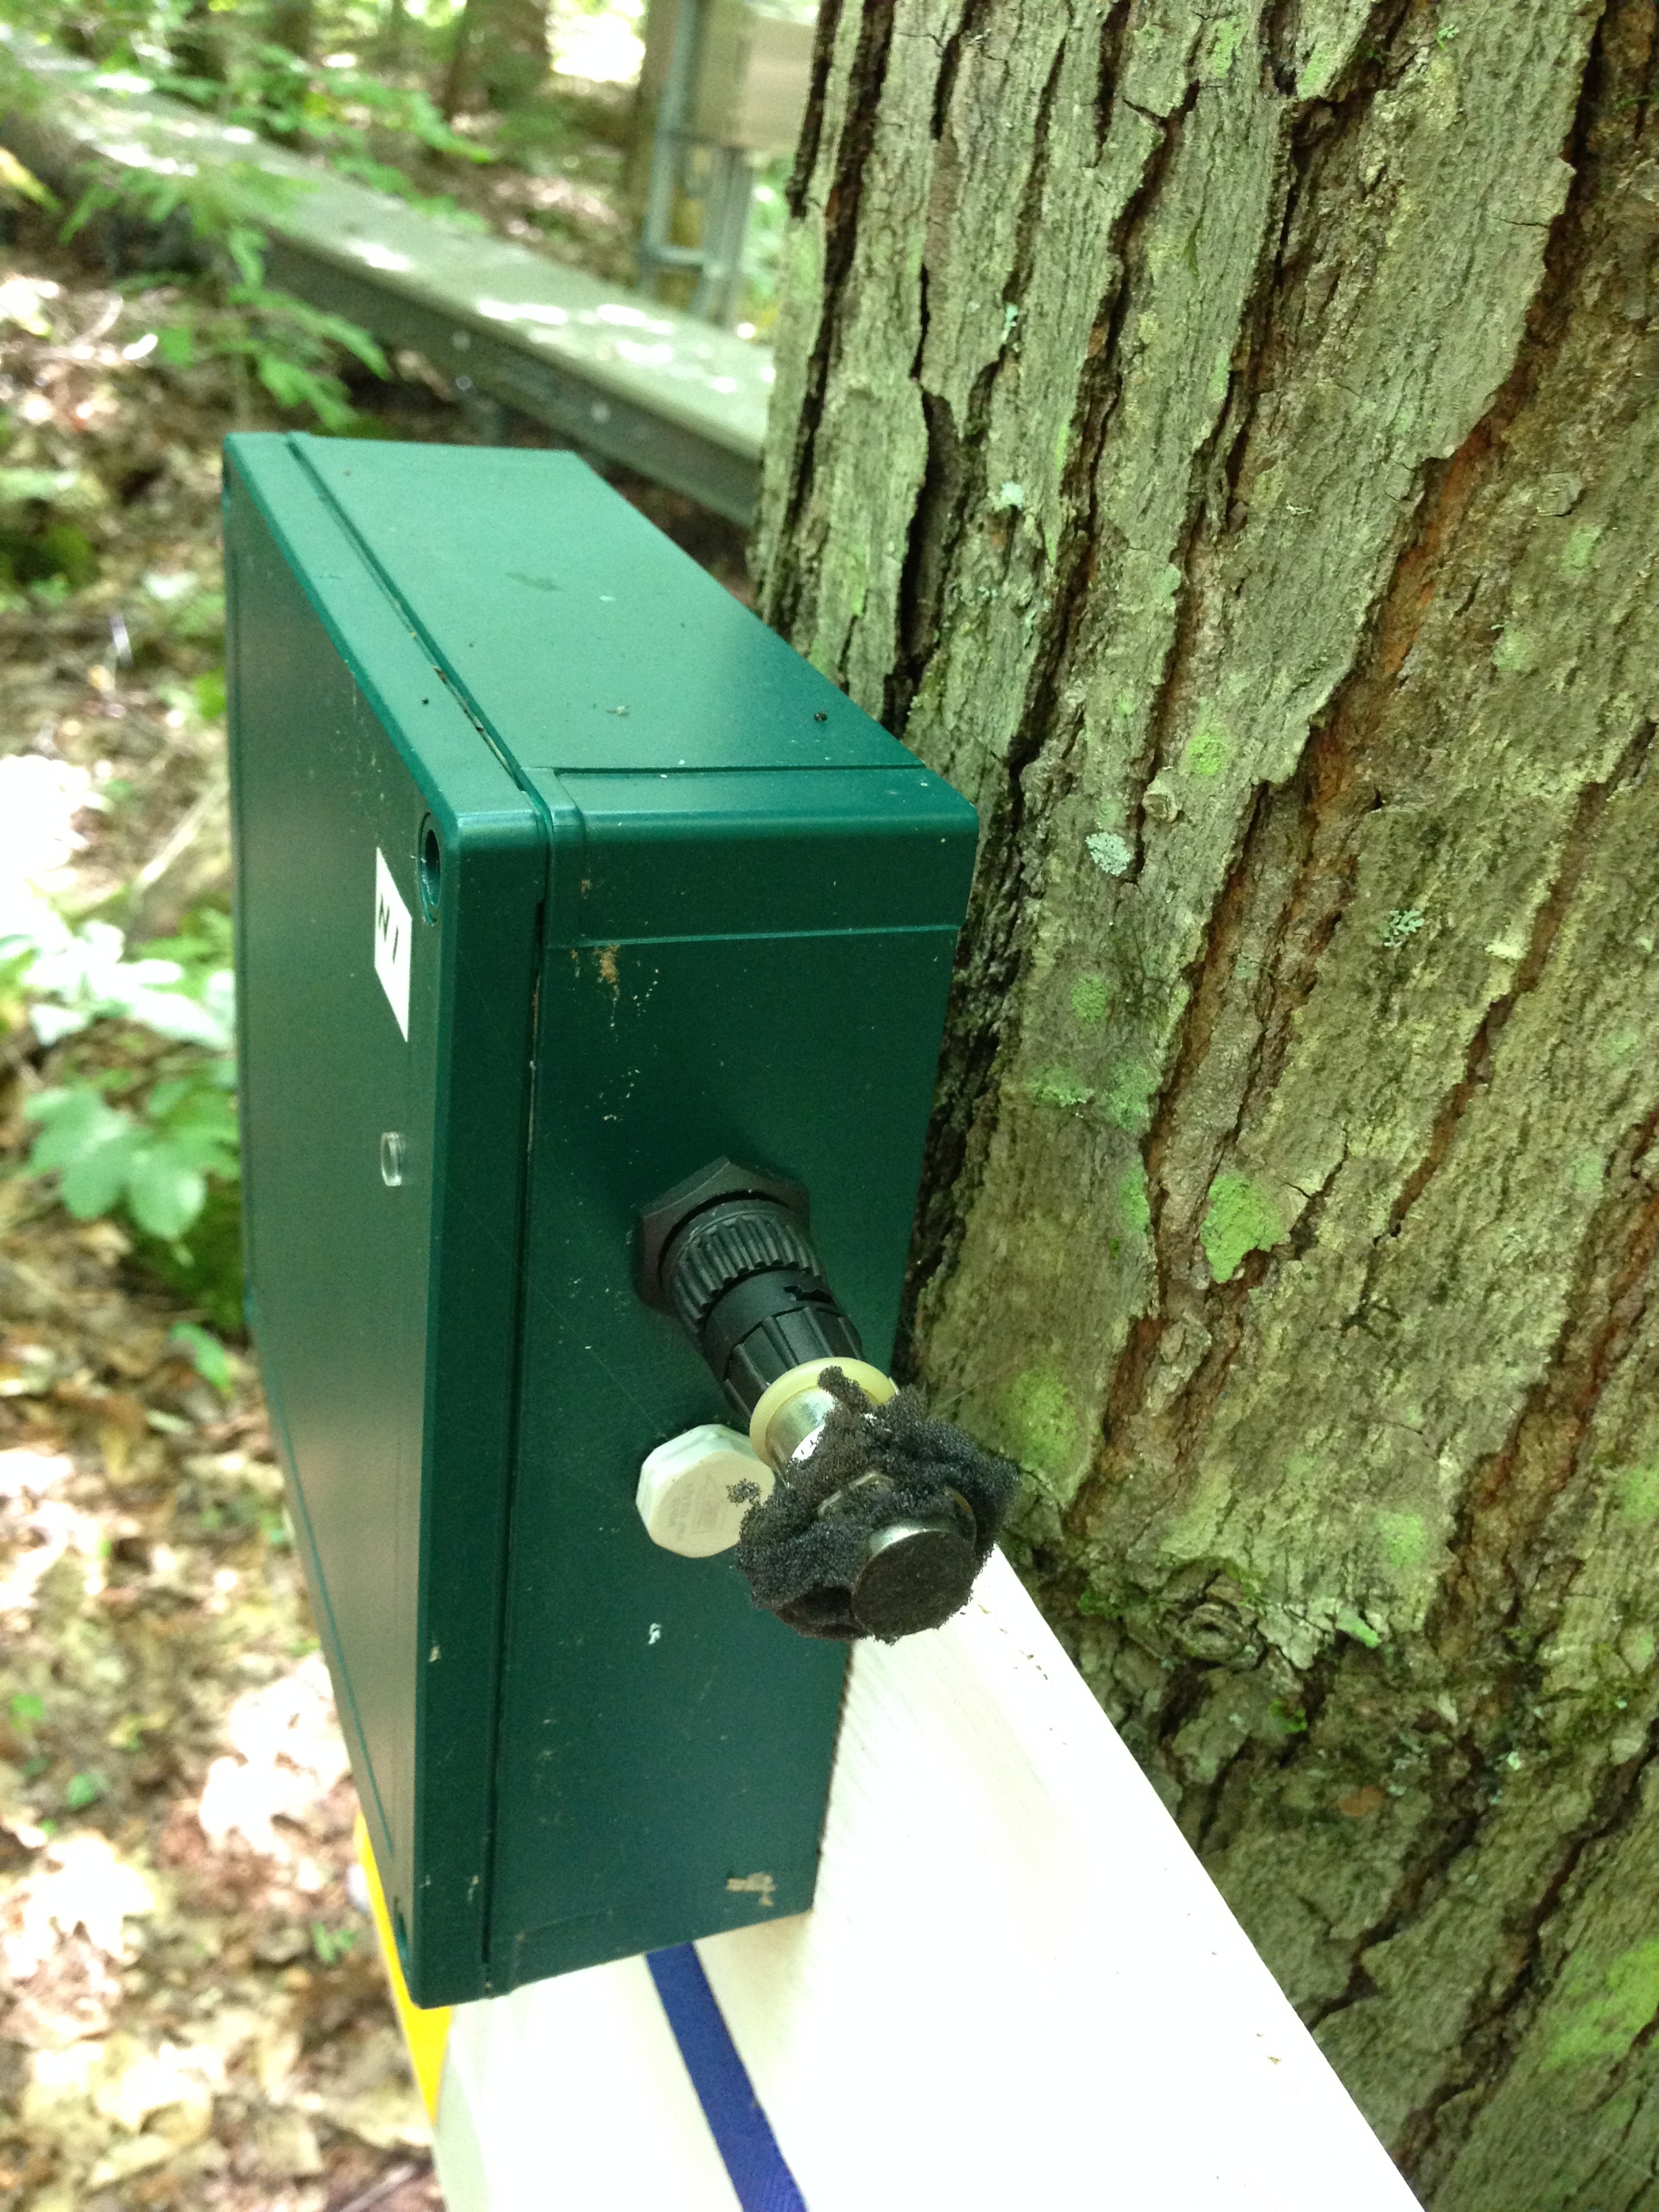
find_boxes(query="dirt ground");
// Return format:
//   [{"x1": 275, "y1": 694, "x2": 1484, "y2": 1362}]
[{"x1": 0, "y1": 201, "x2": 745, "y2": 2212}]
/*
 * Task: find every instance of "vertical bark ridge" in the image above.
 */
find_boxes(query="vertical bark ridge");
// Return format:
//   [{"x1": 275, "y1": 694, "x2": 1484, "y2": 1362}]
[
  {"x1": 1370, "y1": 720, "x2": 1655, "y2": 1277},
  {"x1": 757, "y1": 0, "x2": 900, "y2": 628},
  {"x1": 784, "y1": 0, "x2": 844, "y2": 221}
]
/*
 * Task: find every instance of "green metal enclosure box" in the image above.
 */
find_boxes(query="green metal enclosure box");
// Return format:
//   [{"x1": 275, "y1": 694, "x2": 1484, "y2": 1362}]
[{"x1": 225, "y1": 434, "x2": 978, "y2": 2005}]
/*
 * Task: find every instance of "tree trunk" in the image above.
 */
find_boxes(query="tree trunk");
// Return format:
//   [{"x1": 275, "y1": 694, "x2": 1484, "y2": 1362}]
[
  {"x1": 757, "y1": 2, "x2": 1659, "y2": 2203},
  {"x1": 443, "y1": 0, "x2": 550, "y2": 114},
  {"x1": 380, "y1": 0, "x2": 409, "y2": 72},
  {"x1": 266, "y1": 0, "x2": 316, "y2": 60},
  {"x1": 172, "y1": 0, "x2": 228, "y2": 83}
]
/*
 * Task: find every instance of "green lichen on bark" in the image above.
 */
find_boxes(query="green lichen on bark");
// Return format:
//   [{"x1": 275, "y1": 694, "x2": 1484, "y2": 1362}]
[
  {"x1": 760, "y1": 0, "x2": 1659, "y2": 2199},
  {"x1": 1200, "y1": 1170, "x2": 1287, "y2": 1282}
]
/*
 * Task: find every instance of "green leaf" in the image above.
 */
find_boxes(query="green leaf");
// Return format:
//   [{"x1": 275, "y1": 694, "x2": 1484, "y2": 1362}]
[
  {"x1": 306, "y1": 314, "x2": 388, "y2": 380},
  {"x1": 64, "y1": 1770, "x2": 108, "y2": 1811},
  {"x1": 125, "y1": 1143, "x2": 206, "y2": 1240},
  {"x1": 160, "y1": 73, "x2": 225, "y2": 108},
  {"x1": 22, "y1": 1084, "x2": 90, "y2": 1135},
  {"x1": 232, "y1": 286, "x2": 388, "y2": 381},
  {"x1": 139, "y1": 909, "x2": 235, "y2": 981},
  {"x1": 225, "y1": 224, "x2": 266, "y2": 289},
  {"x1": 10, "y1": 1692, "x2": 44, "y2": 1728},
  {"x1": 330, "y1": 152, "x2": 413, "y2": 198},
  {"x1": 29, "y1": 523, "x2": 98, "y2": 590},
  {"x1": 312, "y1": 1921, "x2": 359, "y2": 1965},
  {"x1": 254, "y1": 353, "x2": 356, "y2": 432},
  {"x1": 0, "y1": 146, "x2": 56, "y2": 209},
  {"x1": 156, "y1": 325, "x2": 195, "y2": 369},
  {"x1": 163, "y1": 1121, "x2": 239, "y2": 1178},
  {"x1": 131, "y1": 1180, "x2": 244, "y2": 1335},
  {"x1": 60, "y1": 178, "x2": 119, "y2": 243},
  {"x1": 26, "y1": 1087, "x2": 135, "y2": 1181},
  {"x1": 192, "y1": 668, "x2": 227, "y2": 720},
  {"x1": 145, "y1": 1076, "x2": 194, "y2": 1120},
  {"x1": 0, "y1": 464, "x2": 79, "y2": 506},
  {"x1": 60, "y1": 1126, "x2": 145, "y2": 1220},
  {"x1": 169, "y1": 1322, "x2": 232, "y2": 1397}
]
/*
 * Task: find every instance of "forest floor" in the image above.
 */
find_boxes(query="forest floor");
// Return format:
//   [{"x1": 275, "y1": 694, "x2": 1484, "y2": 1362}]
[{"x1": 0, "y1": 199, "x2": 745, "y2": 2212}]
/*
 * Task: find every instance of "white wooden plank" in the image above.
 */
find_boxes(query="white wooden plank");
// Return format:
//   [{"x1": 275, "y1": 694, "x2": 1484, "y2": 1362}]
[
  {"x1": 432, "y1": 1548, "x2": 1420, "y2": 2209},
  {"x1": 434, "y1": 1952, "x2": 741, "y2": 2212},
  {"x1": 697, "y1": 1551, "x2": 1421, "y2": 2212}
]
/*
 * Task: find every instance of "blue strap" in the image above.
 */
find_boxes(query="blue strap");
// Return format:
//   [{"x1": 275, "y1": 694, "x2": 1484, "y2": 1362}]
[{"x1": 647, "y1": 1944, "x2": 808, "y2": 2211}]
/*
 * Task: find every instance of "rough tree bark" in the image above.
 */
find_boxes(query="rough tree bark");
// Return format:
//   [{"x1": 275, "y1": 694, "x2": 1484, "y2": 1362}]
[{"x1": 758, "y1": 1, "x2": 1659, "y2": 2203}]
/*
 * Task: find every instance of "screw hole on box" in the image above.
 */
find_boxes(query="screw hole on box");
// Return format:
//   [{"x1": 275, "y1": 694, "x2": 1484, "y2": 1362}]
[{"x1": 418, "y1": 817, "x2": 443, "y2": 919}]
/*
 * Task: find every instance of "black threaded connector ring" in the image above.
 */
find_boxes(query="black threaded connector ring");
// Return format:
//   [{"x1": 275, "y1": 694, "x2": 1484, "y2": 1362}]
[{"x1": 662, "y1": 1201, "x2": 823, "y2": 1336}]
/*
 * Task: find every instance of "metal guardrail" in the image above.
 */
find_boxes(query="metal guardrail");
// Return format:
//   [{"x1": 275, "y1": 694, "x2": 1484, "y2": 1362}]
[{"x1": 0, "y1": 49, "x2": 769, "y2": 523}]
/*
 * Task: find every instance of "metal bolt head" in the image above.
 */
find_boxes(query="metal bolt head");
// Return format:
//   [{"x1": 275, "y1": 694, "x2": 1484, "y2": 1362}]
[{"x1": 636, "y1": 1424, "x2": 773, "y2": 1558}]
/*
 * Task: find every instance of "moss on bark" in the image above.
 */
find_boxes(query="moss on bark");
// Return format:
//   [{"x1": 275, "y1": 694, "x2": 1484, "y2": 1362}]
[{"x1": 760, "y1": 0, "x2": 1659, "y2": 2198}]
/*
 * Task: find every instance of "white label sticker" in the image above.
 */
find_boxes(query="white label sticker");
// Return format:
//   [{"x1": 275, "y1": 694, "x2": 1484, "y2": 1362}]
[{"x1": 373, "y1": 848, "x2": 411, "y2": 1040}]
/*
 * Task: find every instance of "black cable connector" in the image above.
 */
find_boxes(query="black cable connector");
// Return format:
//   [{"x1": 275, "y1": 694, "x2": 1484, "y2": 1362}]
[{"x1": 638, "y1": 1160, "x2": 1019, "y2": 1641}]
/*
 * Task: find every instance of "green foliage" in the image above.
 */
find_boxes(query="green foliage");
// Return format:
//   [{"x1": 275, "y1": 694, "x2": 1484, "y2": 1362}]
[
  {"x1": 179, "y1": 39, "x2": 486, "y2": 167},
  {"x1": 60, "y1": 153, "x2": 389, "y2": 430},
  {"x1": 6, "y1": 895, "x2": 241, "y2": 1312},
  {"x1": 155, "y1": 279, "x2": 391, "y2": 432},
  {"x1": 25, "y1": 1062, "x2": 237, "y2": 1240},
  {"x1": 189, "y1": 664, "x2": 228, "y2": 716},
  {"x1": 0, "y1": 459, "x2": 104, "y2": 597},
  {"x1": 62, "y1": 151, "x2": 294, "y2": 278},
  {"x1": 0, "y1": 520, "x2": 98, "y2": 595},
  {"x1": 139, "y1": 906, "x2": 233, "y2": 988},
  {"x1": 143, "y1": 24, "x2": 493, "y2": 241},
  {"x1": 2, "y1": 907, "x2": 234, "y2": 1050},
  {"x1": 740, "y1": 159, "x2": 793, "y2": 315},
  {"x1": 64, "y1": 1769, "x2": 109, "y2": 1810},
  {"x1": 311, "y1": 1921, "x2": 359, "y2": 1966},
  {"x1": 169, "y1": 1320, "x2": 232, "y2": 1396},
  {"x1": 0, "y1": 142, "x2": 56, "y2": 207},
  {"x1": 136, "y1": 1179, "x2": 243, "y2": 1332}
]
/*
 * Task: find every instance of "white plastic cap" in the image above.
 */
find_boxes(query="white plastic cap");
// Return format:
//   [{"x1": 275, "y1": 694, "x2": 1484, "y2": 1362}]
[{"x1": 636, "y1": 1423, "x2": 773, "y2": 1558}]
